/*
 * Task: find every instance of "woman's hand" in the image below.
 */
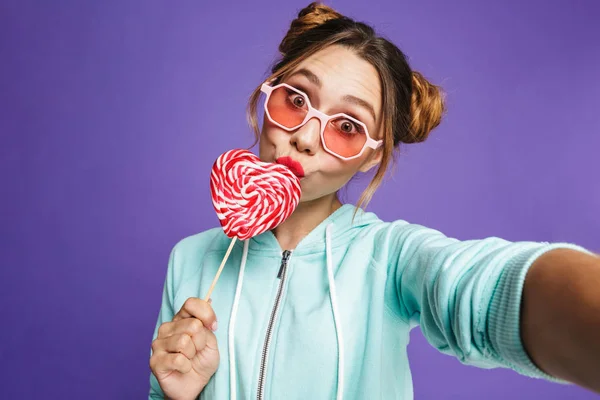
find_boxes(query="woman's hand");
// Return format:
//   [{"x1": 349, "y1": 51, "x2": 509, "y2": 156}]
[{"x1": 150, "y1": 298, "x2": 220, "y2": 400}]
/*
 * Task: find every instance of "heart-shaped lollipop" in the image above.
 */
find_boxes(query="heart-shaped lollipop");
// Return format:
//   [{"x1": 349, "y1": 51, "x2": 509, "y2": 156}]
[
  {"x1": 210, "y1": 149, "x2": 302, "y2": 240},
  {"x1": 204, "y1": 149, "x2": 302, "y2": 301}
]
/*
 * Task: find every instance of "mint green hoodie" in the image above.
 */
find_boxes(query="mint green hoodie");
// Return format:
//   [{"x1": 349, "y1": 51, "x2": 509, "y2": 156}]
[{"x1": 149, "y1": 204, "x2": 592, "y2": 399}]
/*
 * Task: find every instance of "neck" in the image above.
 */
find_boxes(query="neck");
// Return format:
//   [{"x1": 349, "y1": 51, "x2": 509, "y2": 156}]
[{"x1": 271, "y1": 193, "x2": 343, "y2": 251}]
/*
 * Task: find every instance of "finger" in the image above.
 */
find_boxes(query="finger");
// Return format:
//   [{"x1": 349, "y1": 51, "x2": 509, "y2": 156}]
[
  {"x1": 150, "y1": 352, "x2": 192, "y2": 376},
  {"x1": 158, "y1": 317, "x2": 204, "y2": 339},
  {"x1": 161, "y1": 318, "x2": 217, "y2": 354},
  {"x1": 157, "y1": 334, "x2": 196, "y2": 360},
  {"x1": 173, "y1": 297, "x2": 215, "y2": 323},
  {"x1": 198, "y1": 327, "x2": 218, "y2": 352},
  {"x1": 188, "y1": 327, "x2": 218, "y2": 356},
  {"x1": 159, "y1": 329, "x2": 216, "y2": 356},
  {"x1": 173, "y1": 297, "x2": 217, "y2": 330},
  {"x1": 177, "y1": 322, "x2": 212, "y2": 353}
]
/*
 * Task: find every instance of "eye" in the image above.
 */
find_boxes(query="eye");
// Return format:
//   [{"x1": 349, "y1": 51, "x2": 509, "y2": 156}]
[
  {"x1": 292, "y1": 94, "x2": 306, "y2": 108},
  {"x1": 284, "y1": 87, "x2": 308, "y2": 109},
  {"x1": 332, "y1": 118, "x2": 365, "y2": 135},
  {"x1": 340, "y1": 121, "x2": 354, "y2": 133}
]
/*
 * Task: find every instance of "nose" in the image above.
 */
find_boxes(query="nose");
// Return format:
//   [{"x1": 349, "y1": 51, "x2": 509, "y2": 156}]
[{"x1": 289, "y1": 116, "x2": 322, "y2": 156}]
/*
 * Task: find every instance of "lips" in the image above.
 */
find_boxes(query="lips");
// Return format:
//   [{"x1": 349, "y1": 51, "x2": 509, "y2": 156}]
[{"x1": 276, "y1": 156, "x2": 305, "y2": 178}]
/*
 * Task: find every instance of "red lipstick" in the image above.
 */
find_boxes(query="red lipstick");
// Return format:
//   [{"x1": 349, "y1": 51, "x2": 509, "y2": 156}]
[{"x1": 276, "y1": 157, "x2": 305, "y2": 178}]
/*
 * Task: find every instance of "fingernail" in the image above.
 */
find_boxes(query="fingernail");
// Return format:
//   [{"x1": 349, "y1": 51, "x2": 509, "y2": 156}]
[
  {"x1": 211, "y1": 320, "x2": 218, "y2": 331},
  {"x1": 208, "y1": 298, "x2": 212, "y2": 304}
]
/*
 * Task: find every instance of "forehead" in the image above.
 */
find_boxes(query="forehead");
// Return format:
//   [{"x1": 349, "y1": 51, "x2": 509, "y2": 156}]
[{"x1": 286, "y1": 45, "x2": 382, "y2": 115}]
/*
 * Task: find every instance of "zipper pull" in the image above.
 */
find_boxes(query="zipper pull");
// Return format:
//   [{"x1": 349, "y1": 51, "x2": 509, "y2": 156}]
[{"x1": 277, "y1": 250, "x2": 292, "y2": 279}]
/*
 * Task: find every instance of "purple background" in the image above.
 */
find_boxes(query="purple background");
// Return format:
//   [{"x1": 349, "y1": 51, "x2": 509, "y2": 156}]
[{"x1": 1, "y1": 0, "x2": 599, "y2": 398}]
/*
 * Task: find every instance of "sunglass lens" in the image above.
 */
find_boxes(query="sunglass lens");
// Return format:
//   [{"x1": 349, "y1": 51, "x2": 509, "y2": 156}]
[
  {"x1": 323, "y1": 117, "x2": 367, "y2": 158},
  {"x1": 266, "y1": 86, "x2": 308, "y2": 129}
]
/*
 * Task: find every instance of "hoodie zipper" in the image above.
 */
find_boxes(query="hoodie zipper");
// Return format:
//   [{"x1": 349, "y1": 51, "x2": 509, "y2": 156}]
[{"x1": 256, "y1": 249, "x2": 292, "y2": 400}]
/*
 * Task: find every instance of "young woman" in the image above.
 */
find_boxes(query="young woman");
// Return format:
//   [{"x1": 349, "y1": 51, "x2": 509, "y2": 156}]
[{"x1": 149, "y1": 3, "x2": 599, "y2": 399}]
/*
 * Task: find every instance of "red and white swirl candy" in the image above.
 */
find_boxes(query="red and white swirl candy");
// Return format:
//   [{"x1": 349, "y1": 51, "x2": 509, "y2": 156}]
[{"x1": 210, "y1": 149, "x2": 301, "y2": 240}]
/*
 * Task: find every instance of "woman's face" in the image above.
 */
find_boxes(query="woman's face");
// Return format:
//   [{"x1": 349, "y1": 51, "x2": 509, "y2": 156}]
[{"x1": 259, "y1": 44, "x2": 384, "y2": 203}]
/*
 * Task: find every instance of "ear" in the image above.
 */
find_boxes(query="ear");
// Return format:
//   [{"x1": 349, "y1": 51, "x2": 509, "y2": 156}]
[{"x1": 358, "y1": 148, "x2": 383, "y2": 173}]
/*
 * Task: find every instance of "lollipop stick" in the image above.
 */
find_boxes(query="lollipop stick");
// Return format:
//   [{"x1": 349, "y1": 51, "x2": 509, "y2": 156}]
[{"x1": 204, "y1": 237, "x2": 237, "y2": 301}]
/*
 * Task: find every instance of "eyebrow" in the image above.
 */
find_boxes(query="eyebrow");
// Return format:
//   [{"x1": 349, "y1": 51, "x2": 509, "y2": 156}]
[{"x1": 288, "y1": 68, "x2": 377, "y2": 124}]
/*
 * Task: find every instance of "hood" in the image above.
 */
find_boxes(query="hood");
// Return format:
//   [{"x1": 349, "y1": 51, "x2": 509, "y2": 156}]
[{"x1": 236, "y1": 203, "x2": 382, "y2": 256}]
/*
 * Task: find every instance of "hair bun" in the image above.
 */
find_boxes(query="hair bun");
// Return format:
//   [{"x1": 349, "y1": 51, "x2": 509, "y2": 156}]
[
  {"x1": 279, "y1": 2, "x2": 343, "y2": 56},
  {"x1": 406, "y1": 71, "x2": 446, "y2": 143}
]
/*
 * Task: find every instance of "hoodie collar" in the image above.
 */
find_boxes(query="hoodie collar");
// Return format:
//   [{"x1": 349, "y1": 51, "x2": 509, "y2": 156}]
[{"x1": 234, "y1": 203, "x2": 381, "y2": 256}]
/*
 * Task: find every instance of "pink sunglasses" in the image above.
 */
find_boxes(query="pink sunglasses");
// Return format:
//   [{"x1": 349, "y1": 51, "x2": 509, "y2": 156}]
[{"x1": 260, "y1": 81, "x2": 383, "y2": 161}]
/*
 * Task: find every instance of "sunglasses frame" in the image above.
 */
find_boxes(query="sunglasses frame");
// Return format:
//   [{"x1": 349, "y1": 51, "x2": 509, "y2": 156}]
[{"x1": 260, "y1": 81, "x2": 383, "y2": 161}]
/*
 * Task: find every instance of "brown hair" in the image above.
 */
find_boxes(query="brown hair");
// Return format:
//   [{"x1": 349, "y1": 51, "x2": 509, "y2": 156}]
[{"x1": 247, "y1": 2, "x2": 446, "y2": 210}]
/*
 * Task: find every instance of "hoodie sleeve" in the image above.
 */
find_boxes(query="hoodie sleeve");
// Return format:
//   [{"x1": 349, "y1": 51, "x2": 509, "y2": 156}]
[
  {"x1": 384, "y1": 220, "x2": 594, "y2": 384},
  {"x1": 148, "y1": 244, "x2": 178, "y2": 399}
]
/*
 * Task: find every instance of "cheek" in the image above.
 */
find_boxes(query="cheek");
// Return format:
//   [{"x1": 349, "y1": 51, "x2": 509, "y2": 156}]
[
  {"x1": 258, "y1": 123, "x2": 289, "y2": 161},
  {"x1": 260, "y1": 120, "x2": 287, "y2": 145},
  {"x1": 316, "y1": 156, "x2": 362, "y2": 184},
  {"x1": 318, "y1": 157, "x2": 343, "y2": 174},
  {"x1": 320, "y1": 153, "x2": 361, "y2": 174}
]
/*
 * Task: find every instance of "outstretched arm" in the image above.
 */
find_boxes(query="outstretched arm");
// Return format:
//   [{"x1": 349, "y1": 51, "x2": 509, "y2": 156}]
[
  {"x1": 383, "y1": 220, "x2": 596, "y2": 387},
  {"x1": 521, "y1": 248, "x2": 600, "y2": 393}
]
